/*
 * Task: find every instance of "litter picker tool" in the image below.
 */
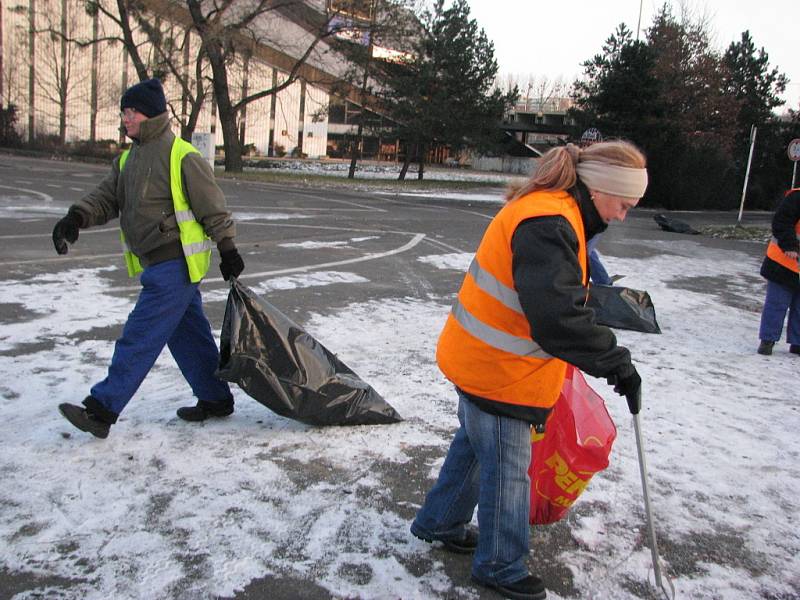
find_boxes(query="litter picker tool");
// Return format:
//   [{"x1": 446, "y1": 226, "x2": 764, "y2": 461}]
[{"x1": 631, "y1": 393, "x2": 675, "y2": 600}]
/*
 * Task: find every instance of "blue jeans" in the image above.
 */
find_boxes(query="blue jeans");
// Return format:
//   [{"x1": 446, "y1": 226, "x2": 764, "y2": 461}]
[
  {"x1": 91, "y1": 259, "x2": 233, "y2": 416},
  {"x1": 412, "y1": 392, "x2": 532, "y2": 585},
  {"x1": 759, "y1": 280, "x2": 800, "y2": 345},
  {"x1": 587, "y1": 236, "x2": 612, "y2": 286}
]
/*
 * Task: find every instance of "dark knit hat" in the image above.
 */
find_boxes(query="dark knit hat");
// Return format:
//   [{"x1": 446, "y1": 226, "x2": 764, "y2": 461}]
[{"x1": 120, "y1": 78, "x2": 167, "y2": 118}]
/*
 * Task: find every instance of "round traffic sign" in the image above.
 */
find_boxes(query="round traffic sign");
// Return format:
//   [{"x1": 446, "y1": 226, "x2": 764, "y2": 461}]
[{"x1": 789, "y1": 139, "x2": 800, "y2": 161}]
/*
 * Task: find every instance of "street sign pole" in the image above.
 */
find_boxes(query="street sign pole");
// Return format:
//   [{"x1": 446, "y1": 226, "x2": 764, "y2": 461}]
[
  {"x1": 788, "y1": 138, "x2": 800, "y2": 188},
  {"x1": 737, "y1": 125, "x2": 757, "y2": 225}
]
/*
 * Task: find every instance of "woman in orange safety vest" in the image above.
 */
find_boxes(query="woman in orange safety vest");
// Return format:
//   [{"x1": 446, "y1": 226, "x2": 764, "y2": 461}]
[
  {"x1": 411, "y1": 140, "x2": 648, "y2": 600},
  {"x1": 757, "y1": 188, "x2": 800, "y2": 356}
]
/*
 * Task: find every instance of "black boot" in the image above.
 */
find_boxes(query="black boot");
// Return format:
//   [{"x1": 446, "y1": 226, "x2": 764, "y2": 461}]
[
  {"x1": 790, "y1": 344, "x2": 800, "y2": 355},
  {"x1": 757, "y1": 340, "x2": 774, "y2": 355},
  {"x1": 177, "y1": 399, "x2": 234, "y2": 422},
  {"x1": 58, "y1": 403, "x2": 111, "y2": 439},
  {"x1": 411, "y1": 525, "x2": 478, "y2": 554},
  {"x1": 472, "y1": 574, "x2": 547, "y2": 600}
]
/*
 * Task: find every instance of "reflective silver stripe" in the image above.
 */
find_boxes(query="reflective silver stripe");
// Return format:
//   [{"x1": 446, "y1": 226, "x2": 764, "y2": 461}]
[
  {"x1": 183, "y1": 239, "x2": 213, "y2": 256},
  {"x1": 468, "y1": 258, "x2": 523, "y2": 314},
  {"x1": 452, "y1": 299, "x2": 552, "y2": 359},
  {"x1": 175, "y1": 209, "x2": 196, "y2": 224}
]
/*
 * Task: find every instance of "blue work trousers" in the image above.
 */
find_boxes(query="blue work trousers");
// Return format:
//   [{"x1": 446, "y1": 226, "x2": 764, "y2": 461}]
[
  {"x1": 758, "y1": 279, "x2": 800, "y2": 345},
  {"x1": 412, "y1": 392, "x2": 532, "y2": 585},
  {"x1": 91, "y1": 258, "x2": 233, "y2": 416}
]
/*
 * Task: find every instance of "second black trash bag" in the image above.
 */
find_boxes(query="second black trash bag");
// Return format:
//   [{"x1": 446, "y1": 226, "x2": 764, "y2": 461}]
[
  {"x1": 216, "y1": 279, "x2": 402, "y2": 426},
  {"x1": 587, "y1": 285, "x2": 661, "y2": 334}
]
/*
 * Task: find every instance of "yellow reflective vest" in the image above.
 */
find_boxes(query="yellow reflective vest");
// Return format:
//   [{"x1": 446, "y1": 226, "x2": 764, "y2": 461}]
[
  {"x1": 118, "y1": 138, "x2": 212, "y2": 283},
  {"x1": 436, "y1": 189, "x2": 588, "y2": 410}
]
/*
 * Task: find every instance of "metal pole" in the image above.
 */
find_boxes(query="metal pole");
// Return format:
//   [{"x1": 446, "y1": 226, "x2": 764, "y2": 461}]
[
  {"x1": 737, "y1": 125, "x2": 757, "y2": 225},
  {"x1": 793, "y1": 161, "x2": 797, "y2": 189},
  {"x1": 633, "y1": 413, "x2": 674, "y2": 599},
  {"x1": 636, "y1": 0, "x2": 643, "y2": 41}
]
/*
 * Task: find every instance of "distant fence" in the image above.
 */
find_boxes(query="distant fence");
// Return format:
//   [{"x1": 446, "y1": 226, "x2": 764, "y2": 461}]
[{"x1": 471, "y1": 156, "x2": 538, "y2": 175}]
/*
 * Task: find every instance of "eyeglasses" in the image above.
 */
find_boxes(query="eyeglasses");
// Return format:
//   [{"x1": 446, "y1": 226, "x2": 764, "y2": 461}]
[{"x1": 119, "y1": 108, "x2": 139, "y2": 120}]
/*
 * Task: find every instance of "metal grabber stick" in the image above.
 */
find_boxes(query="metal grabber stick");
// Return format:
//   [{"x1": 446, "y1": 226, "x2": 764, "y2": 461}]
[{"x1": 631, "y1": 395, "x2": 675, "y2": 599}]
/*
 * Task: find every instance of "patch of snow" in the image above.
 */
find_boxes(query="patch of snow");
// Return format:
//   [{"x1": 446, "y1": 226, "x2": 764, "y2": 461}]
[{"x1": 418, "y1": 252, "x2": 474, "y2": 271}]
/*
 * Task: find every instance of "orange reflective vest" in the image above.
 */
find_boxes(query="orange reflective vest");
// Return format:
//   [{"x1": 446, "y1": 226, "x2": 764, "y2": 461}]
[
  {"x1": 765, "y1": 188, "x2": 800, "y2": 275},
  {"x1": 436, "y1": 189, "x2": 588, "y2": 410}
]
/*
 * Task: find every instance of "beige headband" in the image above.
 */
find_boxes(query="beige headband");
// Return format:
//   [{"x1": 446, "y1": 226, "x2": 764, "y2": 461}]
[{"x1": 576, "y1": 161, "x2": 648, "y2": 199}]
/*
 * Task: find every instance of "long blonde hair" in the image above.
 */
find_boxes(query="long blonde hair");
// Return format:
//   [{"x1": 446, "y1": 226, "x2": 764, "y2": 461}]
[{"x1": 506, "y1": 140, "x2": 647, "y2": 202}]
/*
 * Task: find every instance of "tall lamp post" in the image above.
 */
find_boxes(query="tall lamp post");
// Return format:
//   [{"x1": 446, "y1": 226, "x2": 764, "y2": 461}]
[{"x1": 636, "y1": 0, "x2": 643, "y2": 41}]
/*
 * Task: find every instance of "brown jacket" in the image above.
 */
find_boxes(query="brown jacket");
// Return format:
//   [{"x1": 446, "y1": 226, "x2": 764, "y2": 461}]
[{"x1": 72, "y1": 112, "x2": 236, "y2": 266}]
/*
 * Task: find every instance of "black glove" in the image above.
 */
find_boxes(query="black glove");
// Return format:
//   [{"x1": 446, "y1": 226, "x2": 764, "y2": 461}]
[
  {"x1": 219, "y1": 247, "x2": 245, "y2": 281},
  {"x1": 52, "y1": 211, "x2": 82, "y2": 255},
  {"x1": 607, "y1": 365, "x2": 642, "y2": 414}
]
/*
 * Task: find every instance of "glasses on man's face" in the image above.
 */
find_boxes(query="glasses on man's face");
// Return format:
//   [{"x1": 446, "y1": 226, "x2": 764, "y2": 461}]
[{"x1": 119, "y1": 108, "x2": 139, "y2": 120}]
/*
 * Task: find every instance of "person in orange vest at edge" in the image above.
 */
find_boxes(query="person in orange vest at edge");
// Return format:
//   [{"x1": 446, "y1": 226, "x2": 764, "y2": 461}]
[
  {"x1": 51, "y1": 78, "x2": 245, "y2": 439},
  {"x1": 410, "y1": 140, "x2": 647, "y2": 600},
  {"x1": 757, "y1": 187, "x2": 800, "y2": 356}
]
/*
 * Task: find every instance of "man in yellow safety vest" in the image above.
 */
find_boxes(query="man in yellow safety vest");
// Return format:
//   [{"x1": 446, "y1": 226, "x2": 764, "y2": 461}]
[{"x1": 51, "y1": 78, "x2": 245, "y2": 439}]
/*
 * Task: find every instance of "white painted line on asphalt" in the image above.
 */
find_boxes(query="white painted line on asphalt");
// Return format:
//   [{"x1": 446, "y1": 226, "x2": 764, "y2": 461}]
[
  {"x1": 104, "y1": 233, "x2": 427, "y2": 293},
  {"x1": 69, "y1": 187, "x2": 85, "y2": 192},
  {"x1": 242, "y1": 220, "x2": 421, "y2": 237},
  {"x1": 0, "y1": 185, "x2": 53, "y2": 202},
  {"x1": 46, "y1": 184, "x2": 60, "y2": 188}
]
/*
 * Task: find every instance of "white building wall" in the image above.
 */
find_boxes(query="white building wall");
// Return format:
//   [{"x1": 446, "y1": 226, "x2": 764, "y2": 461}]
[
  {"x1": 240, "y1": 60, "x2": 273, "y2": 155},
  {"x1": 303, "y1": 84, "x2": 329, "y2": 158},
  {"x1": 273, "y1": 76, "x2": 302, "y2": 156}
]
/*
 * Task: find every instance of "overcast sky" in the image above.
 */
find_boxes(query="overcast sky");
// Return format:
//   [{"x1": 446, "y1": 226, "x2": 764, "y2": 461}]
[{"x1": 467, "y1": 0, "x2": 800, "y2": 109}]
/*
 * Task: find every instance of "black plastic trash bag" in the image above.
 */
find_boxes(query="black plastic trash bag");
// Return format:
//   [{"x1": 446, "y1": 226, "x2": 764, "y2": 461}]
[
  {"x1": 587, "y1": 285, "x2": 661, "y2": 334},
  {"x1": 653, "y1": 213, "x2": 700, "y2": 235},
  {"x1": 216, "y1": 279, "x2": 402, "y2": 426}
]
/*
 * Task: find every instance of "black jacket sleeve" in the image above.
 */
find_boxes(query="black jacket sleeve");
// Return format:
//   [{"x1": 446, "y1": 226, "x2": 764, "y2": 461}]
[
  {"x1": 511, "y1": 215, "x2": 634, "y2": 379},
  {"x1": 772, "y1": 190, "x2": 800, "y2": 253}
]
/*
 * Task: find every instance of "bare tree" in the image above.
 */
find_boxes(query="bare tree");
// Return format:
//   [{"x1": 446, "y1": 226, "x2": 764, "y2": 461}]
[
  {"x1": 2, "y1": 4, "x2": 29, "y2": 109},
  {"x1": 183, "y1": 0, "x2": 350, "y2": 172},
  {"x1": 34, "y1": 0, "x2": 90, "y2": 143}
]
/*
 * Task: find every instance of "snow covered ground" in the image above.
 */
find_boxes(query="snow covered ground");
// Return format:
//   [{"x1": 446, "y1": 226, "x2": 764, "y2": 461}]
[{"x1": 1, "y1": 183, "x2": 799, "y2": 599}]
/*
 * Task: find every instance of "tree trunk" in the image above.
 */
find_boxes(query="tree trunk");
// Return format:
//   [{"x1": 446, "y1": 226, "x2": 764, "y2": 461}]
[
  {"x1": 398, "y1": 142, "x2": 414, "y2": 180},
  {"x1": 417, "y1": 142, "x2": 426, "y2": 180},
  {"x1": 187, "y1": 0, "x2": 242, "y2": 172},
  {"x1": 116, "y1": 0, "x2": 148, "y2": 81},
  {"x1": 58, "y1": 0, "x2": 67, "y2": 144},
  {"x1": 348, "y1": 119, "x2": 364, "y2": 179},
  {"x1": 89, "y1": 11, "x2": 98, "y2": 142},
  {"x1": 27, "y1": 0, "x2": 35, "y2": 143}
]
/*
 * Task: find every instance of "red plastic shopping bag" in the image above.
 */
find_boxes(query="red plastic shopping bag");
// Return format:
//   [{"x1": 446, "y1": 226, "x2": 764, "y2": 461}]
[{"x1": 529, "y1": 365, "x2": 617, "y2": 525}]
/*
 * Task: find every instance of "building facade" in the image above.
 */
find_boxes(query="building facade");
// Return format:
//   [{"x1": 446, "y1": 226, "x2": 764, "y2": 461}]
[{"x1": 0, "y1": 0, "x2": 403, "y2": 160}]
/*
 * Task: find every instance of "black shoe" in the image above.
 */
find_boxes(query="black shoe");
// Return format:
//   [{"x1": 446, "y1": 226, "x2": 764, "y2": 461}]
[
  {"x1": 411, "y1": 525, "x2": 478, "y2": 554},
  {"x1": 757, "y1": 340, "x2": 774, "y2": 355},
  {"x1": 790, "y1": 344, "x2": 800, "y2": 355},
  {"x1": 472, "y1": 574, "x2": 547, "y2": 600},
  {"x1": 177, "y1": 400, "x2": 234, "y2": 422},
  {"x1": 58, "y1": 403, "x2": 110, "y2": 439}
]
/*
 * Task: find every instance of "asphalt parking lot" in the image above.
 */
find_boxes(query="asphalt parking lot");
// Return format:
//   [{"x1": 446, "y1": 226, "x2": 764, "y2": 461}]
[{"x1": 0, "y1": 151, "x2": 784, "y2": 600}]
